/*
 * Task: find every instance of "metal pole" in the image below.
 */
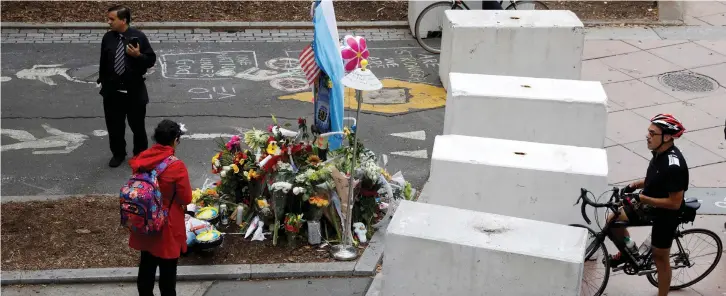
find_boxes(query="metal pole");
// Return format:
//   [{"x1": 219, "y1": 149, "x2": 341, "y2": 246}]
[{"x1": 333, "y1": 89, "x2": 363, "y2": 261}]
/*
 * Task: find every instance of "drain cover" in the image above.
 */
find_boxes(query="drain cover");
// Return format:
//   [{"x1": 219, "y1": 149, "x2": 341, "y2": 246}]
[{"x1": 658, "y1": 71, "x2": 718, "y2": 93}]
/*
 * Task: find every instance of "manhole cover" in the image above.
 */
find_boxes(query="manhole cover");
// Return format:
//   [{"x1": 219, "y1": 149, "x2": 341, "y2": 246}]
[{"x1": 658, "y1": 71, "x2": 718, "y2": 93}]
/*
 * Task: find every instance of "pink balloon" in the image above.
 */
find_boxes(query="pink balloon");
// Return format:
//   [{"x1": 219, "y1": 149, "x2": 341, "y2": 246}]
[{"x1": 340, "y1": 35, "x2": 370, "y2": 72}]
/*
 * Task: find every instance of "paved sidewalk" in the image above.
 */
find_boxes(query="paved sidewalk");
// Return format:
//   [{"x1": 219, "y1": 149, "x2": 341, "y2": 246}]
[
  {"x1": 6, "y1": 25, "x2": 726, "y2": 44},
  {"x1": 0, "y1": 28, "x2": 412, "y2": 44},
  {"x1": 582, "y1": 39, "x2": 726, "y2": 187}
]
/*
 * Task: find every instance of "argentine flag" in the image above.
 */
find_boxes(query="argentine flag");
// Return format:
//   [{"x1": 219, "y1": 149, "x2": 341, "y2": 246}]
[{"x1": 312, "y1": 0, "x2": 345, "y2": 150}]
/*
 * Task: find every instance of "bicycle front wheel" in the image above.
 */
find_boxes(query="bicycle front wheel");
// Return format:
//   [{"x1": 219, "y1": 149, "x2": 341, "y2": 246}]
[
  {"x1": 646, "y1": 228, "x2": 723, "y2": 290},
  {"x1": 414, "y1": 1, "x2": 463, "y2": 54},
  {"x1": 569, "y1": 224, "x2": 610, "y2": 296},
  {"x1": 505, "y1": 0, "x2": 550, "y2": 10}
]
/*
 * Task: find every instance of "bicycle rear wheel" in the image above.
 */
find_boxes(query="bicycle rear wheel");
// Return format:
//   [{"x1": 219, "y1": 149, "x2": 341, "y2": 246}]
[
  {"x1": 646, "y1": 228, "x2": 723, "y2": 290},
  {"x1": 569, "y1": 224, "x2": 610, "y2": 296},
  {"x1": 414, "y1": 1, "x2": 463, "y2": 54},
  {"x1": 505, "y1": 0, "x2": 549, "y2": 10}
]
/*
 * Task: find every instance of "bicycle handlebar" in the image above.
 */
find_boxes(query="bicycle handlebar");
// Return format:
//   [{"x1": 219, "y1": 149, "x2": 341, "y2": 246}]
[{"x1": 575, "y1": 187, "x2": 621, "y2": 225}]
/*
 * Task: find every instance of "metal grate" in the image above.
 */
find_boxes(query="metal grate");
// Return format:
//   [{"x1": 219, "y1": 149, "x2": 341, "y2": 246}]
[{"x1": 658, "y1": 71, "x2": 718, "y2": 93}]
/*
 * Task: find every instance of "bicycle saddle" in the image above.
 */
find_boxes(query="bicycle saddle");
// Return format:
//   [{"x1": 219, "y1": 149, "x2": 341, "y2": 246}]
[{"x1": 683, "y1": 197, "x2": 701, "y2": 210}]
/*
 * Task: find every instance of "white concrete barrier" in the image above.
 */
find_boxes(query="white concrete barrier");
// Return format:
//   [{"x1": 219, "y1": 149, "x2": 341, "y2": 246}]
[
  {"x1": 443, "y1": 72, "x2": 608, "y2": 148},
  {"x1": 382, "y1": 200, "x2": 587, "y2": 296},
  {"x1": 439, "y1": 10, "x2": 585, "y2": 90},
  {"x1": 425, "y1": 135, "x2": 608, "y2": 226}
]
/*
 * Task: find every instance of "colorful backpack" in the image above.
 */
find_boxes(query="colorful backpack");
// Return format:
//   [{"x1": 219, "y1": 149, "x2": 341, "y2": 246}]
[{"x1": 120, "y1": 155, "x2": 178, "y2": 235}]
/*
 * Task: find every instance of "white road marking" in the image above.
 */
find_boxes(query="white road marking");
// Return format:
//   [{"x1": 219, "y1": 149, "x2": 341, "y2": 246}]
[
  {"x1": 181, "y1": 133, "x2": 237, "y2": 140},
  {"x1": 92, "y1": 130, "x2": 108, "y2": 137},
  {"x1": 1, "y1": 124, "x2": 88, "y2": 154},
  {"x1": 0, "y1": 76, "x2": 11, "y2": 82},
  {"x1": 390, "y1": 130, "x2": 426, "y2": 141},
  {"x1": 15, "y1": 64, "x2": 92, "y2": 86},
  {"x1": 390, "y1": 149, "x2": 428, "y2": 159}
]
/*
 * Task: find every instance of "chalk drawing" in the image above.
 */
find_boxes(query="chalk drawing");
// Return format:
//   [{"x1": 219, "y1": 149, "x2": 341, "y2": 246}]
[
  {"x1": 188, "y1": 86, "x2": 237, "y2": 100},
  {"x1": 235, "y1": 57, "x2": 308, "y2": 92},
  {"x1": 15, "y1": 64, "x2": 93, "y2": 86},
  {"x1": 1, "y1": 76, "x2": 11, "y2": 82},
  {"x1": 159, "y1": 51, "x2": 258, "y2": 79},
  {"x1": 1, "y1": 124, "x2": 89, "y2": 154}
]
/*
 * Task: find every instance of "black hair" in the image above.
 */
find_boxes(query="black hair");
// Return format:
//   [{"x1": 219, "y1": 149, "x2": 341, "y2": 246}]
[
  {"x1": 108, "y1": 5, "x2": 132, "y2": 24},
  {"x1": 153, "y1": 119, "x2": 182, "y2": 146}
]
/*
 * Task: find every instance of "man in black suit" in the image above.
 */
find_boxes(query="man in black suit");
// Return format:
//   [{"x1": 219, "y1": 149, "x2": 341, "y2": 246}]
[{"x1": 98, "y1": 5, "x2": 156, "y2": 167}]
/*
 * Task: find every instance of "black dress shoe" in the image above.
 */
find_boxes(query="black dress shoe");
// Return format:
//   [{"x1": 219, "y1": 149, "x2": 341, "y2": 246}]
[{"x1": 109, "y1": 156, "x2": 125, "y2": 168}]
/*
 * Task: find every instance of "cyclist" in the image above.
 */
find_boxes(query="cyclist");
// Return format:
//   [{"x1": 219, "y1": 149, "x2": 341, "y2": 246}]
[{"x1": 607, "y1": 113, "x2": 688, "y2": 296}]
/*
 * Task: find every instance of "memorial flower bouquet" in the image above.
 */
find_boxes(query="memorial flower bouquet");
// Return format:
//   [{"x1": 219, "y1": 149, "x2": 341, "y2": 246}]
[
  {"x1": 203, "y1": 115, "x2": 414, "y2": 248},
  {"x1": 284, "y1": 213, "x2": 305, "y2": 247}
]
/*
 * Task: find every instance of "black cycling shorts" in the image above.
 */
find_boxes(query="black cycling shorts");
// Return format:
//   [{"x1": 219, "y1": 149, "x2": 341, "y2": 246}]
[
  {"x1": 623, "y1": 203, "x2": 679, "y2": 249},
  {"x1": 650, "y1": 216, "x2": 679, "y2": 249}
]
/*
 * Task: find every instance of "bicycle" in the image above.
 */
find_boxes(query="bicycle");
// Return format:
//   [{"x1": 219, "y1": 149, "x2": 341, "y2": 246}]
[
  {"x1": 414, "y1": 0, "x2": 549, "y2": 54},
  {"x1": 570, "y1": 187, "x2": 723, "y2": 296}
]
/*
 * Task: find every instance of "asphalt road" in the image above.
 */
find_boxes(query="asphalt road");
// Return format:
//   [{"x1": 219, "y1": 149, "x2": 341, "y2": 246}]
[{"x1": 0, "y1": 41, "x2": 442, "y2": 196}]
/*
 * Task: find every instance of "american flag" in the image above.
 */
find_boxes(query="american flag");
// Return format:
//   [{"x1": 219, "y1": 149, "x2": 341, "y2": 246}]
[{"x1": 298, "y1": 43, "x2": 320, "y2": 87}]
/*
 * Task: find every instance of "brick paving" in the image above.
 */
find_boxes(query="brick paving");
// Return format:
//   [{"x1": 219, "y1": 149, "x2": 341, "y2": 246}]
[{"x1": 0, "y1": 28, "x2": 413, "y2": 44}]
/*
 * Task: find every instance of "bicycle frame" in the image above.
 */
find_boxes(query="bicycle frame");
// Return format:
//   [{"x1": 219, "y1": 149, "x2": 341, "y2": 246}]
[{"x1": 577, "y1": 187, "x2": 695, "y2": 275}]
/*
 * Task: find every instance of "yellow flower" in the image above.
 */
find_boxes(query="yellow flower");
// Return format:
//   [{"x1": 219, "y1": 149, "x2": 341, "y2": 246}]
[
  {"x1": 212, "y1": 153, "x2": 219, "y2": 164},
  {"x1": 380, "y1": 169, "x2": 391, "y2": 181},
  {"x1": 192, "y1": 189, "x2": 202, "y2": 203},
  {"x1": 247, "y1": 169, "x2": 259, "y2": 180},
  {"x1": 257, "y1": 199, "x2": 269, "y2": 208},
  {"x1": 231, "y1": 164, "x2": 239, "y2": 174},
  {"x1": 266, "y1": 141, "x2": 281, "y2": 155},
  {"x1": 343, "y1": 127, "x2": 351, "y2": 137}
]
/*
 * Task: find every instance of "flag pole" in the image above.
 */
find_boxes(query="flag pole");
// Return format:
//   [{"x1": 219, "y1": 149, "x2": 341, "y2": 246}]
[{"x1": 332, "y1": 60, "x2": 381, "y2": 261}]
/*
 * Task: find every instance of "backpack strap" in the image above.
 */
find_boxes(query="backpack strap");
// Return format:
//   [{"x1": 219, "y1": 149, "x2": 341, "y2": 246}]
[
  {"x1": 152, "y1": 155, "x2": 179, "y2": 208},
  {"x1": 153, "y1": 155, "x2": 179, "y2": 177}
]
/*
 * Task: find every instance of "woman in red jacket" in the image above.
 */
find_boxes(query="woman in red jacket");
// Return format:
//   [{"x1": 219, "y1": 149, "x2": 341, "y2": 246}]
[{"x1": 129, "y1": 119, "x2": 192, "y2": 296}]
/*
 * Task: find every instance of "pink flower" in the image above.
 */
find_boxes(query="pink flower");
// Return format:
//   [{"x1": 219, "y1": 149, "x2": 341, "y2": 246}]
[
  {"x1": 267, "y1": 125, "x2": 274, "y2": 132},
  {"x1": 226, "y1": 135, "x2": 241, "y2": 151},
  {"x1": 341, "y1": 35, "x2": 369, "y2": 72}
]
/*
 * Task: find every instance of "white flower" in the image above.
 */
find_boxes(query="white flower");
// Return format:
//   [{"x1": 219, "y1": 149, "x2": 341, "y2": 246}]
[
  {"x1": 271, "y1": 182, "x2": 293, "y2": 193},
  {"x1": 222, "y1": 165, "x2": 231, "y2": 172},
  {"x1": 361, "y1": 161, "x2": 380, "y2": 183},
  {"x1": 276, "y1": 161, "x2": 292, "y2": 172},
  {"x1": 214, "y1": 160, "x2": 220, "y2": 167},
  {"x1": 293, "y1": 187, "x2": 306, "y2": 195},
  {"x1": 221, "y1": 171, "x2": 227, "y2": 178}
]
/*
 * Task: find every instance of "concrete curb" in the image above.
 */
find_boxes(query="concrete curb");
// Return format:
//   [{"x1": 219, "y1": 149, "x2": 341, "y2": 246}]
[
  {"x1": 1, "y1": 194, "x2": 115, "y2": 203},
  {"x1": 0, "y1": 229, "x2": 385, "y2": 285},
  {"x1": 0, "y1": 21, "x2": 409, "y2": 30},
  {"x1": 0, "y1": 19, "x2": 681, "y2": 30}
]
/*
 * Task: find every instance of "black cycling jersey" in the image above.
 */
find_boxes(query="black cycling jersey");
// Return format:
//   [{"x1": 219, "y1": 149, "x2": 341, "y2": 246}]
[{"x1": 642, "y1": 144, "x2": 689, "y2": 217}]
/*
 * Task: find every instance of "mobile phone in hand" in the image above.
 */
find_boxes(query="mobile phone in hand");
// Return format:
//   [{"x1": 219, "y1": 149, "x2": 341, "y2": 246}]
[{"x1": 129, "y1": 37, "x2": 139, "y2": 47}]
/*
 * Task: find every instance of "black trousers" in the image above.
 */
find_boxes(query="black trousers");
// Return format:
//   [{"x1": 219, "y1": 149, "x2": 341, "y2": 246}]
[
  {"x1": 102, "y1": 90, "x2": 148, "y2": 158},
  {"x1": 138, "y1": 251, "x2": 178, "y2": 296}
]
